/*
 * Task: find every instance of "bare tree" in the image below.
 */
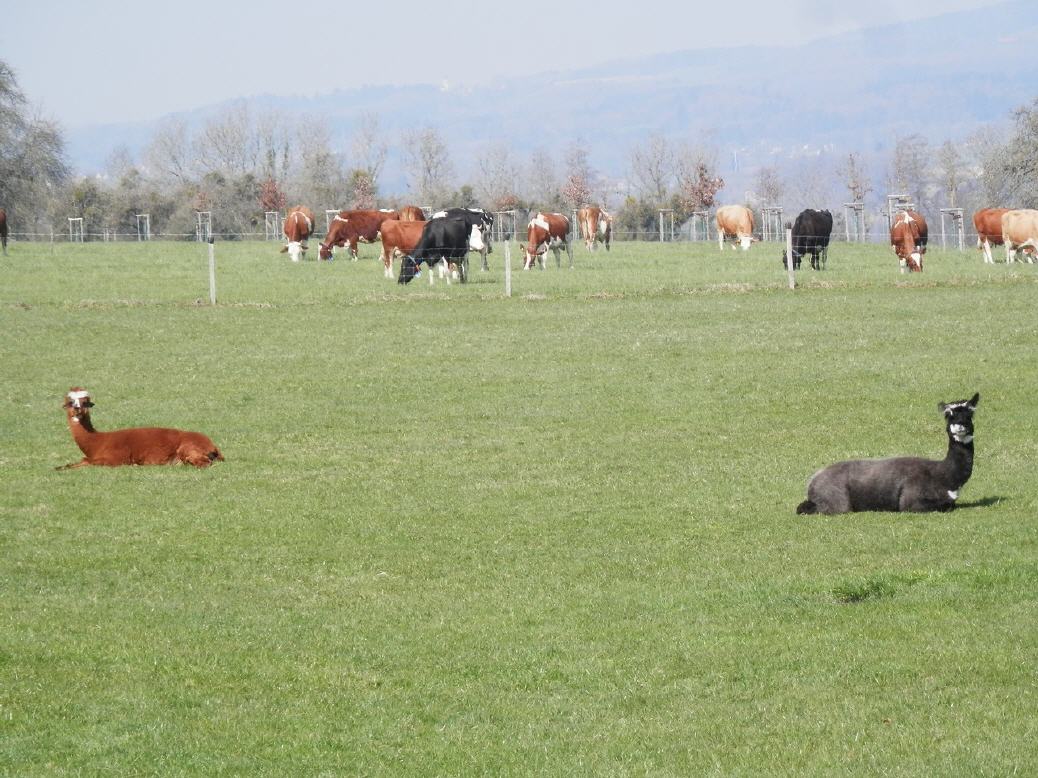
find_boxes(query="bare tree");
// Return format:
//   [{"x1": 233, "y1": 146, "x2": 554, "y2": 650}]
[
  {"x1": 936, "y1": 140, "x2": 964, "y2": 208},
  {"x1": 629, "y1": 134, "x2": 674, "y2": 204},
  {"x1": 0, "y1": 59, "x2": 70, "y2": 229},
  {"x1": 402, "y1": 126, "x2": 453, "y2": 205},
  {"x1": 525, "y1": 148, "x2": 561, "y2": 208},
  {"x1": 255, "y1": 109, "x2": 292, "y2": 182},
  {"x1": 476, "y1": 144, "x2": 520, "y2": 211},
  {"x1": 293, "y1": 118, "x2": 349, "y2": 209},
  {"x1": 966, "y1": 125, "x2": 1011, "y2": 207},
  {"x1": 888, "y1": 134, "x2": 929, "y2": 198},
  {"x1": 839, "y1": 152, "x2": 873, "y2": 203},
  {"x1": 1000, "y1": 98, "x2": 1038, "y2": 207},
  {"x1": 753, "y1": 166, "x2": 784, "y2": 206},
  {"x1": 786, "y1": 156, "x2": 835, "y2": 214},
  {"x1": 192, "y1": 102, "x2": 258, "y2": 177},
  {"x1": 143, "y1": 118, "x2": 192, "y2": 185},
  {"x1": 352, "y1": 113, "x2": 388, "y2": 188}
]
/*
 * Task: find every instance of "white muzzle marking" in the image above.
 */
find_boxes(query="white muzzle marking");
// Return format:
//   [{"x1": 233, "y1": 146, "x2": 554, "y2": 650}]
[
  {"x1": 68, "y1": 389, "x2": 90, "y2": 408},
  {"x1": 287, "y1": 241, "x2": 303, "y2": 262},
  {"x1": 739, "y1": 236, "x2": 752, "y2": 250}
]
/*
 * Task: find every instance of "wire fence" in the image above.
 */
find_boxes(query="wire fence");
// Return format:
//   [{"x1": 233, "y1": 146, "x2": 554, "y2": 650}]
[{"x1": 2, "y1": 228, "x2": 988, "y2": 246}]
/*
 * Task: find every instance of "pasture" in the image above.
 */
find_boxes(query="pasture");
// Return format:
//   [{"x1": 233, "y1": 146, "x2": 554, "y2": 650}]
[{"x1": 2, "y1": 239, "x2": 1037, "y2": 774}]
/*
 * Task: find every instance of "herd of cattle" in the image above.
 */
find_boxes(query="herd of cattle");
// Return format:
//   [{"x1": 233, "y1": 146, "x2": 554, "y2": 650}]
[
  {"x1": 280, "y1": 204, "x2": 612, "y2": 283},
  {"x1": 277, "y1": 201, "x2": 1038, "y2": 283},
  {"x1": 715, "y1": 203, "x2": 1038, "y2": 273}
]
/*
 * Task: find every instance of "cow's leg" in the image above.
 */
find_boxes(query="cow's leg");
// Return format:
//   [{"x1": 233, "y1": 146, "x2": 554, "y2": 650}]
[
  {"x1": 566, "y1": 240, "x2": 573, "y2": 269},
  {"x1": 981, "y1": 239, "x2": 993, "y2": 264},
  {"x1": 1007, "y1": 243, "x2": 1016, "y2": 263},
  {"x1": 718, "y1": 232, "x2": 725, "y2": 251},
  {"x1": 480, "y1": 246, "x2": 489, "y2": 272},
  {"x1": 350, "y1": 239, "x2": 359, "y2": 261}
]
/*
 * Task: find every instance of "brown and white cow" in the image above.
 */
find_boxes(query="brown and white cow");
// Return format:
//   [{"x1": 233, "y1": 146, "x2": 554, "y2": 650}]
[
  {"x1": 377, "y1": 219, "x2": 428, "y2": 278},
  {"x1": 716, "y1": 205, "x2": 756, "y2": 251},
  {"x1": 577, "y1": 206, "x2": 612, "y2": 252},
  {"x1": 889, "y1": 210, "x2": 928, "y2": 272},
  {"x1": 0, "y1": 208, "x2": 7, "y2": 256},
  {"x1": 398, "y1": 205, "x2": 426, "y2": 222},
  {"x1": 280, "y1": 205, "x2": 315, "y2": 262},
  {"x1": 1001, "y1": 208, "x2": 1038, "y2": 263},
  {"x1": 973, "y1": 207, "x2": 1009, "y2": 264},
  {"x1": 522, "y1": 212, "x2": 572, "y2": 269},
  {"x1": 318, "y1": 209, "x2": 400, "y2": 261}
]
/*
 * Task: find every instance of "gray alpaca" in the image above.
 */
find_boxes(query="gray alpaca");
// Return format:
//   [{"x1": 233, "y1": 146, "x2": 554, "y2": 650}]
[{"x1": 797, "y1": 393, "x2": 978, "y2": 514}]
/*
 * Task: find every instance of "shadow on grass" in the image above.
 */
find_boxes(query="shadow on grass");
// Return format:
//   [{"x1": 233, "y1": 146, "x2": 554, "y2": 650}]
[{"x1": 957, "y1": 495, "x2": 1007, "y2": 509}]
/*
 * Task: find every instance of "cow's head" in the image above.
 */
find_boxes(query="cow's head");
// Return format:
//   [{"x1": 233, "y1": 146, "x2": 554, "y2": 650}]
[
  {"x1": 781, "y1": 249, "x2": 800, "y2": 271},
  {"x1": 398, "y1": 255, "x2": 421, "y2": 284},
  {"x1": 738, "y1": 235, "x2": 756, "y2": 251},
  {"x1": 468, "y1": 223, "x2": 487, "y2": 253},
  {"x1": 286, "y1": 241, "x2": 305, "y2": 262}
]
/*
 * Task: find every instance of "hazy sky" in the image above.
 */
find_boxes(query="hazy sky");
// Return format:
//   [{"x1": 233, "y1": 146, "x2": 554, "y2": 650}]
[{"x1": 2, "y1": 0, "x2": 1006, "y2": 128}]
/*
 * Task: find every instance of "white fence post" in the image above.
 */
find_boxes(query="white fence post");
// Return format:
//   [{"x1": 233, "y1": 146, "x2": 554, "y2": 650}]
[
  {"x1": 208, "y1": 239, "x2": 217, "y2": 305},
  {"x1": 504, "y1": 240, "x2": 512, "y2": 298},
  {"x1": 786, "y1": 228, "x2": 795, "y2": 290}
]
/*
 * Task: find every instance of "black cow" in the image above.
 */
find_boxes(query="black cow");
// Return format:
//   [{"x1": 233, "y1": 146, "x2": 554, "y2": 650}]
[
  {"x1": 432, "y1": 207, "x2": 495, "y2": 270},
  {"x1": 783, "y1": 208, "x2": 833, "y2": 271},
  {"x1": 398, "y1": 217, "x2": 488, "y2": 284}
]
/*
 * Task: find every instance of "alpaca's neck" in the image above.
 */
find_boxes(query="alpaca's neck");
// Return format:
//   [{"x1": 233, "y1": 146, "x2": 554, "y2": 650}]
[
  {"x1": 941, "y1": 436, "x2": 974, "y2": 488},
  {"x1": 68, "y1": 413, "x2": 100, "y2": 455}
]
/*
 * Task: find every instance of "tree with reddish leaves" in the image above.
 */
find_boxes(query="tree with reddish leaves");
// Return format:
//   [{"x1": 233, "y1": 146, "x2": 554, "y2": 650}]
[
  {"x1": 561, "y1": 143, "x2": 595, "y2": 209},
  {"x1": 561, "y1": 174, "x2": 591, "y2": 210},
  {"x1": 348, "y1": 170, "x2": 376, "y2": 209},
  {"x1": 258, "y1": 178, "x2": 286, "y2": 212},
  {"x1": 677, "y1": 162, "x2": 724, "y2": 211}
]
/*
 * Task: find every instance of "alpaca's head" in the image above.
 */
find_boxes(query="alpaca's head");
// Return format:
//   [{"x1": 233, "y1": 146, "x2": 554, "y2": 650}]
[
  {"x1": 64, "y1": 387, "x2": 94, "y2": 421},
  {"x1": 940, "y1": 393, "x2": 979, "y2": 443}
]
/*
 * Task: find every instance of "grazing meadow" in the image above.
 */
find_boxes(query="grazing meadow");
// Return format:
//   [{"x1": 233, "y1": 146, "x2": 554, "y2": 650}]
[{"x1": 2, "y1": 237, "x2": 1037, "y2": 774}]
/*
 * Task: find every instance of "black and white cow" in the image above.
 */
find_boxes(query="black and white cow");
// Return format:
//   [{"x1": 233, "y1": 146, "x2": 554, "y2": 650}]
[
  {"x1": 783, "y1": 208, "x2": 834, "y2": 271},
  {"x1": 431, "y1": 207, "x2": 495, "y2": 271},
  {"x1": 398, "y1": 217, "x2": 488, "y2": 284}
]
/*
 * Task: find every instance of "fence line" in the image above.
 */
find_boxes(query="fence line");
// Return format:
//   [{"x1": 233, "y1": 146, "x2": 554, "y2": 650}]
[{"x1": 2, "y1": 229, "x2": 990, "y2": 245}]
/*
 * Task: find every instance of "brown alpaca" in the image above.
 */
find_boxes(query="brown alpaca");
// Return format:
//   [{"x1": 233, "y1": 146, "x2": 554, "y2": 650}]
[{"x1": 58, "y1": 387, "x2": 224, "y2": 470}]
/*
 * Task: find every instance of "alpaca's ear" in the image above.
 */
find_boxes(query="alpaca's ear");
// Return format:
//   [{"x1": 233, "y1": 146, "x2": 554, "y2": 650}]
[
  {"x1": 939, "y1": 402, "x2": 950, "y2": 415},
  {"x1": 968, "y1": 393, "x2": 979, "y2": 409}
]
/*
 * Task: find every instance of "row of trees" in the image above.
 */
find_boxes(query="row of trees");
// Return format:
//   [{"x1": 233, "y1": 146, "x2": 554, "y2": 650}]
[{"x1": 3, "y1": 58, "x2": 1036, "y2": 241}]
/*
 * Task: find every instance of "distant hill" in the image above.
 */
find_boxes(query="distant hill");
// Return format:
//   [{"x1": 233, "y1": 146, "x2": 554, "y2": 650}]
[{"x1": 67, "y1": 0, "x2": 1037, "y2": 196}]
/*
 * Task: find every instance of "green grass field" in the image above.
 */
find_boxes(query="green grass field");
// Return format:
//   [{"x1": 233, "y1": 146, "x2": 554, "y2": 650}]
[{"x1": 2, "y1": 238, "x2": 1037, "y2": 774}]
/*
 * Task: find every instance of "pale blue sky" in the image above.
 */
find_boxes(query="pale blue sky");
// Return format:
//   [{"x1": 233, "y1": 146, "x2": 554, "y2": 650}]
[{"x1": 2, "y1": 0, "x2": 1006, "y2": 128}]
